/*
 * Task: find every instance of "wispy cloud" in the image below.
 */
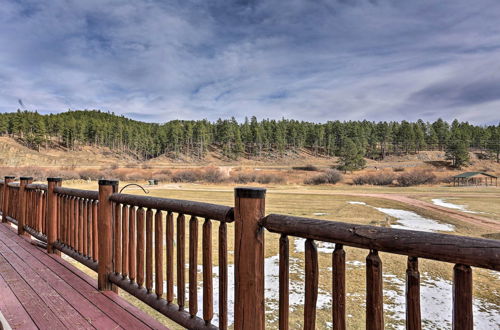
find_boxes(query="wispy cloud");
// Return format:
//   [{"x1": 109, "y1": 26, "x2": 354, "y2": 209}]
[{"x1": 1, "y1": 0, "x2": 499, "y2": 124}]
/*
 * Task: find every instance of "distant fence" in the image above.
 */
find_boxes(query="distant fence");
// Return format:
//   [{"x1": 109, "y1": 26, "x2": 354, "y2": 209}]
[{"x1": 0, "y1": 176, "x2": 499, "y2": 330}]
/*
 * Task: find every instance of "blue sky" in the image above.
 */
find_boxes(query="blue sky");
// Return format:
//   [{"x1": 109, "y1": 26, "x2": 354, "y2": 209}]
[{"x1": 1, "y1": 0, "x2": 499, "y2": 124}]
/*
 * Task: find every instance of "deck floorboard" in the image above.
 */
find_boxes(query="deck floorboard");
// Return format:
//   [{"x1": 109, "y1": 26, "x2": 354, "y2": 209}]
[{"x1": 0, "y1": 223, "x2": 169, "y2": 330}]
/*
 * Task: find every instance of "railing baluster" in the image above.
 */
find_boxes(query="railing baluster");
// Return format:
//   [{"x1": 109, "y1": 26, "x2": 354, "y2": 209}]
[
  {"x1": 122, "y1": 205, "x2": 129, "y2": 278},
  {"x1": 129, "y1": 206, "x2": 137, "y2": 283},
  {"x1": 406, "y1": 257, "x2": 421, "y2": 330},
  {"x1": 92, "y1": 201, "x2": 98, "y2": 261},
  {"x1": 155, "y1": 209, "x2": 164, "y2": 299},
  {"x1": 218, "y1": 222, "x2": 228, "y2": 330},
  {"x1": 189, "y1": 215, "x2": 198, "y2": 318},
  {"x1": 114, "y1": 203, "x2": 122, "y2": 274},
  {"x1": 78, "y1": 198, "x2": 84, "y2": 253},
  {"x1": 137, "y1": 207, "x2": 145, "y2": 287},
  {"x1": 86, "y1": 199, "x2": 92, "y2": 257},
  {"x1": 177, "y1": 213, "x2": 186, "y2": 310},
  {"x1": 279, "y1": 234, "x2": 289, "y2": 330},
  {"x1": 166, "y1": 211, "x2": 174, "y2": 303},
  {"x1": 332, "y1": 244, "x2": 346, "y2": 330},
  {"x1": 304, "y1": 239, "x2": 318, "y2": 330},
  {"x1": 146, "y1": 208, "x2": 153, "y2": 293},
  {"x1": 70, "y1": 197, "x2": 75, "y2": 248},
  {"x1": 366, "y1": 249, "x2": 384, "y2": 330},
  {"x1": 453, "y1": 264, "x2": 473, "y2": 330},
  {"x1": 83, "y1": 199, "x2": 88, "y2": 255},
  {"x1": 203, "y1": 218, "x2": 213, "y2": 324}
]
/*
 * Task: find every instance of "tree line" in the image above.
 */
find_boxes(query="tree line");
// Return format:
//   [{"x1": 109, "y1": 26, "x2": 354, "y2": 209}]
[{"x1": 0, "y1": 110, "x2": 498, "y2": 167}]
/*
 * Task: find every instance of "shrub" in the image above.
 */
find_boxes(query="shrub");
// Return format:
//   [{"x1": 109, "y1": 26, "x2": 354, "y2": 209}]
[
  {"x1": 125, "y1": 172, "x2": 149, "y2": 182},
  {"x1": 78, "y1": 169, "x2": 103, "y2": 181},
  {"x1": 172, "y1": 170, "x2": 202, "y2": 183},
  {"x1": 292, "y1": 164, "x2": 319, "y2": 171},
  {"x1": 256, "y1": 173, "x2": 285, "y2": 184},
  {"x1": 109, "y1": 163, "x2": 119, "y2": 170},
  {"x1": 202, "y1": 167, "x2": 226, "y2": 183},
  {"x1": 20, "y1": 166, "x2": 46, "y2": 180},
  {"x1": 231, "y1": 172, "x2": 257, "y2": 184},
  {"x1": 353, "y1": 173, "x2": 395, "y2": 186},
  {"x1": 154, "y1": 174, "x2": 171, "y2": 182},
  {"x1": 47, "y1": 169, "x2": 79, "y2": 180},
  {"x1": 393, "y1": 167, "x2": 405, "y2": 172},
  {"x1": 304, "y1": 170, "x2": 343, "y2": 185},
  {"x1": 397, "y1": 170, "x2": 436, "y2": 187}
]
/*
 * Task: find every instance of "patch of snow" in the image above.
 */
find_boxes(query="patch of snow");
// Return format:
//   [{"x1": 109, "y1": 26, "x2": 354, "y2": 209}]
[
  {"x1": 294, "y1": 237, "x2": 336, "y2": 254},
  {"x1": 374, "y1": 207, "x2": 455, "y2": 232},
  {"x1": 431, "y1": 198, "x2": 479, "y2": 214},
  {"x1": 348, "y1": 201, "x2": 367, "y2": 205},
  {"x1": 346, "y1": 260, "x2": 364, "y2": 267},
  {"x1": 383, "y1": 273, "x2": 500, "y2": 329},
  {"x1": 313, "y1": 212, "x2": 328, "y2": 216}
]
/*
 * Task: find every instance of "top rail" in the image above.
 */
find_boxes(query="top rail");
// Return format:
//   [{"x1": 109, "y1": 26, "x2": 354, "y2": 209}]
[
  {"x1": 109, "y1": 193, "x2": 234, "y2": 222},
  {"x1": 262, "y1": 214, "x2": 500, "y2": 271},
  {"x1": 7, "y1": 182, "x2": 19, "y2": 188},
  {"x1": 54, "y1": 186, "x2": 99, "y2": 200},
  {"x1": 25, "y1": 183, "x2": 48, "y2": 191}
]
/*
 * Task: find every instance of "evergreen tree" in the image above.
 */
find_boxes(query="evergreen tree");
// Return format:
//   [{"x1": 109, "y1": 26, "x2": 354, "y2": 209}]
[{"x1": 337, "y1": 138, "x2": 366, "y2": 172}]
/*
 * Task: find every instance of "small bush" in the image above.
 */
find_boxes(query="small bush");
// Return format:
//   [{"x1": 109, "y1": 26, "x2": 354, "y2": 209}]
[
  {"x1": 79, "y1": 169, "x2": 103, "y2": 181},
  {"x1": 292, "y1": 164, "x2": 319, "y2": 171},
  {"x1": 141, "y1": 164, "x2": 153, "y2": 169},
  {"x1": 20, "y1": 166, "x2": 46, "y2": 180},
  {"x1": 393, "y1": 167, "x2": 405, "y2": 172},
  {"x1": 47, "y1": 169, "x2": 79, "y2": 180},
  {"x1": 172, "y1": 170, "x2": 202, "y2": 183},
  {"x1": 397, "y1": 170, "x2": 436, "y2": 187},
  {"x1": 353, "y1": 173, "x2": 395, "y2": 186},
  {"x1": 125, "y1": 172, "x2": 149, "y2": 182},
  {"x1": 304, "y1": 170, "x2": 343, "y2": 185},
  {"x1": 202, "y1": 167, "x2": 226, "y2": 183},
  {"x1": 109, "y1": 163, "x2": 119, "y2": 170},
  {"x1": 256, "y1": 173, "x2": 285, "y2": 184},
  {"x1": 232, "y1": 172, "x2": 257, "y2": 184},
  {"x1": 154, "y1": 174, "x2": 171, "y2": 182}
]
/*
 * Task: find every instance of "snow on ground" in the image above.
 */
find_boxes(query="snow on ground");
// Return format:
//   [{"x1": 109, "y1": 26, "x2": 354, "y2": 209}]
[
  {"x1": 347, "y1": 201, "x2": 455, "y2": 232},
  {"x1": 382, "y1": 272, "x2": 500, "y2": 329},
  {"x1": 374, "y1": 207, "x2": 455, "y2": 232},
  {"x1": 348, "y1": 201, "x2": 367, "y2": 205},
  {"x1": 294, "y1": 237, "x2": 336, "y2": 253},
  {"x1": 431, "y1": 198, "x2": 480, "y2": 214}
]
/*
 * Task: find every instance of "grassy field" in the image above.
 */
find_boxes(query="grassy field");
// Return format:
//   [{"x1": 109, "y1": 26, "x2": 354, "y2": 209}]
[{"x1": 61, "y1": 181, "x2": 500, "y2": 329}]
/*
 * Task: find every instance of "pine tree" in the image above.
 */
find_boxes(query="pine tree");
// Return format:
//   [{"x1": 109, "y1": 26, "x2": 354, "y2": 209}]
[{"x1": 337, "y1": 138, "x2": 366, "y2": 172}]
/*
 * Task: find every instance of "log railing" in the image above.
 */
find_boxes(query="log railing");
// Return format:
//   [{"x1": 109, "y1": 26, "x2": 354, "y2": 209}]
[
  {"x1": 261, "y1": 214, "x2": 500, "y2": 330},
  {"x1": 23, "y1": 182, "x2": 48, "y2": 240},
  {"x1": 53, "y1": 185, "x2": 100, "y2": 271},
  {"x1": 107, "y1": 189, "x2": 234, "y2": 329},
  {"x1": 1, "y1": 176, "x2": 499, "y2": 330}
]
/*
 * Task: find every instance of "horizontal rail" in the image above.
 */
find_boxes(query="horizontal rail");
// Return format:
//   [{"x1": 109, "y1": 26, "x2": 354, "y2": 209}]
[
  {"x1": 262, "y1": 214, "x2": 500, "y2": 271},
  {"x1": 7, "y1": 183, "x2": 19, "y2": 188},
  {"x1": 110, "y1": 193, "x2": 234, "y2": 222},
  {"x1": 53, "y1": 241, "x2": 98, "y2": 272},
  {"x1": 24, "y1": 225, "x2": 47, "y2": 243},
  {"x1": 25, "y1": 183, "x2": 48, "y2": 191},
  {"x1": 109, "y1": 274, "x2": 218, "y2": 329},
  {"x1": 54, "y1": 187, "x2": 99, "y2": 200},
  {"x1": 5, "y1": 216, "x2": 18, "y2": 225}
]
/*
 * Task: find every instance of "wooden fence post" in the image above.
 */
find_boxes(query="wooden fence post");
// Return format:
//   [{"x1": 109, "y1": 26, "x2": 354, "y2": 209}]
[
  {"x1": 234, "y1": 187, "x2": 266, "y2": 330},
  {"x1": 47, "y1": 178, "x2": 62, "y2": 254},
  {"x1": 19, "y1": 177, "x2": 33, "y2": 235},
  {"x1": 2, "y1": 176, "x2": 15, "y2": 223},
  {"x1": 98, "y1": 179, "x2": 119, "y2": 291}
]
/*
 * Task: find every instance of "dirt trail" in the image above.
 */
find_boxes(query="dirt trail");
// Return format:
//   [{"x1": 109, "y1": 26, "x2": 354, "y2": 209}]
[{"x1": 351, "y1": 193, "x2": 500, "y2": 231}]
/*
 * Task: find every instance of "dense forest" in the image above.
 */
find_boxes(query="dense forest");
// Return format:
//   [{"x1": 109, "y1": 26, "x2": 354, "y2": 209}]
[{"x1": 0, "y1": 110, "x2": 498, "y2": 164}]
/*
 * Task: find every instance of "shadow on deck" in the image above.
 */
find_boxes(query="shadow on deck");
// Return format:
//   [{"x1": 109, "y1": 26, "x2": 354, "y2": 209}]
[{"x1": 0, "y1": 223, "x2": 168, "y2": 330}]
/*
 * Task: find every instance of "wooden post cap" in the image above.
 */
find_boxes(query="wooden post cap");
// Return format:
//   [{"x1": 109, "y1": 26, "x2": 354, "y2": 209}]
[
  {"x1": 4, "y1": 176, "x2": 15, "y2": 179},
  {"x1": 98, "y1": 179, "x2": 119, "y2": 186},
  {"x1": 47, "y1": 177, "x2": 63, "y2": 182},
  {"x1": 234, "y1": 187, "x2": 266, "y2": 198},
  {"x1": 20, "y1": 177, "x2": 33, "y2": 181}
]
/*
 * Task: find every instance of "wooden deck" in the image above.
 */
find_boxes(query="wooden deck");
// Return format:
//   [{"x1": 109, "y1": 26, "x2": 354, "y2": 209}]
[{"x1": 0, "y1": 223, "x2": 168, "y2": 330}]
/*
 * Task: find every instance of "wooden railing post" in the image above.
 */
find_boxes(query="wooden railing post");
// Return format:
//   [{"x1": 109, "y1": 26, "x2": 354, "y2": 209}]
[
  {"x1": 19, "y1": 177, "x2": 33, "y2": 235},
  {"x1": 234, "y1": 187, "x2": 266, "y2": 330},
  {"x1": 2, "y1": 176, "x2": 15, "y2": 223},
  {"x1": 47, "y1": 178, "x2": 62, "y2": 254},
  {"x1": 98, "y1": 179, "x2": 119, "y2": 291}
]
